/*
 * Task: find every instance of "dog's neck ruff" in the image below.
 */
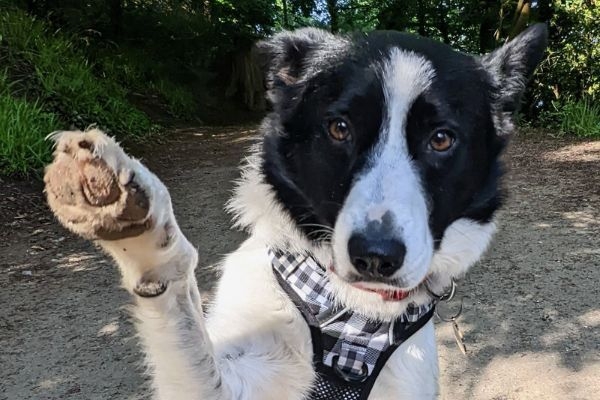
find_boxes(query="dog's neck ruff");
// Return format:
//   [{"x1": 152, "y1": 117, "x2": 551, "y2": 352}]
[{"x1": 270, "y1": 249, "x2": 435, "y2": 399}]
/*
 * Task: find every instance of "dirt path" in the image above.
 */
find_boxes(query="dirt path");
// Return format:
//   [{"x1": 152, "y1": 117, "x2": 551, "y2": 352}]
[{"x1": 1, "y1": 127, "x2": 598, "y2": 400}]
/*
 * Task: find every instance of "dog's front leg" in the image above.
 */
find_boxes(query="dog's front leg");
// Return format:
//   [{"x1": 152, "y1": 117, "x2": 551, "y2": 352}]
[
  {"x1": 101, "y1": 231, "x2": 225, "y2": 400},
  {"x1": 44, "y1": 129, "x2": 228, "y2": 400}
]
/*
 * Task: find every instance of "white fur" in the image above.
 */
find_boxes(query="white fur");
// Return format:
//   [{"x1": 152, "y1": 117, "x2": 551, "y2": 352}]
[
  {"x1": 61, "y1": 83, "x2": 496, "y2": 399},
  {"x1": 427, "y1": 219, "x2": 497, "y2": 294}
]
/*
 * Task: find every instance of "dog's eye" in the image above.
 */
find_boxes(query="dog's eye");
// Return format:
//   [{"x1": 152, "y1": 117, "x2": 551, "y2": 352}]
[
  {"x1": 328, "y1": 118, "x2": 351, "y2": 141},
  {"x1": 429, "y1": 130, "x2": 454, "y2": 152}
]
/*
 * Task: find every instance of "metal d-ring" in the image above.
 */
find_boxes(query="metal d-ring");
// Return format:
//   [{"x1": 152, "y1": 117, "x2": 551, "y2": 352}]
[
  {"x1": 434, "y1": 296, "x2": 464, "y2": 322},
  {"x1": 425, "y1": 278, "x2": 457, "y2": 302},
  {"x1": 426, "y1": 279, "x2": 463, "y2": 321}
]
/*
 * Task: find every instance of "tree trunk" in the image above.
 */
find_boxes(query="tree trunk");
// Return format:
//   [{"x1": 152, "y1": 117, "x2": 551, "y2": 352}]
[
  {"x1": 326, "y1": 0, "x2": 339, "y2": 33},
  {"x1": 202, "y1": 0, "x2": 212, "y2": 21},
  {"x1": 417, "y1": 0, "x2": 427, "y2": 36},
  {"x1": 282, "y1": 0, "x2": 289, "y2": 28},
  {"x1": 508, "y1": 0, "x2": 531, "y2": 39},
  {"x1": 226, "y1": 50, "x2": 266, "y2": 112},
  {"x1": 479, "y1": 0, "x2": 500, "y2": 53},
  {"x1": 437, "y1": 1, "x2": 450, "y2": 44}
]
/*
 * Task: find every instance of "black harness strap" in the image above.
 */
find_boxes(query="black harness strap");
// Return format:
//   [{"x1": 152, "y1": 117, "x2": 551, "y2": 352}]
[{"x1": 271, "y1": 250, "x2": 435, "y2": 400}]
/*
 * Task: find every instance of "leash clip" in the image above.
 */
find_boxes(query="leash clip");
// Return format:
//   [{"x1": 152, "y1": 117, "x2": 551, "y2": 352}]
[
  {"x1": 435, "y1": 297, "x2": 467, "y2": 355},
  {"x1": 427, "y1": 279, "x2": 468, "y2": 356}
]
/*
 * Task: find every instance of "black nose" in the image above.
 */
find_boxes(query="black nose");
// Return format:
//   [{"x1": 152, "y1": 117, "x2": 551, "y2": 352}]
[{"x1": 347, "y1": 233, "x2": 406, "y2": 279}]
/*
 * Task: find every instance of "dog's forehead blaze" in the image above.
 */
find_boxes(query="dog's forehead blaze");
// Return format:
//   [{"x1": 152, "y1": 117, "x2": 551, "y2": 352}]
[{"x1": 378, "y1": 48, "x2": 436, "y2": 145}]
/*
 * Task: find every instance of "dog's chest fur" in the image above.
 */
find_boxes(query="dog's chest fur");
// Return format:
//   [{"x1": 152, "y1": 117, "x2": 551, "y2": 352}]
[{"x1": 208, "y1": 241, "x2": 440, "y2": 399}]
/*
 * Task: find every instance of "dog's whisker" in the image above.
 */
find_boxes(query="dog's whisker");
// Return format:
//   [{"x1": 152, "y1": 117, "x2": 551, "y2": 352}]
[
  {"x1": 298, "y1": 223, "x2": 335, "y2": 232},
  {"x1": 320, "y1": 200, "x2": 344, "y2": 208},
  {"x1": 306, "y1": 229, "x2": 334, "y2": 238}
]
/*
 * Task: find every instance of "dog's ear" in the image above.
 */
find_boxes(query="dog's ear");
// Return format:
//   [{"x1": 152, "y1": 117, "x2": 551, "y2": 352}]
[
  {"x1": 481, "y1": 23, "x2": 548, "y2": 135},
  {"x1": 255, "y1": 28, "x2": 335, "y2": 94}
]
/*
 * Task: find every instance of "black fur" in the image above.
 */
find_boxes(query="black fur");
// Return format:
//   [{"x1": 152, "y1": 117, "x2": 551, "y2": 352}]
[{"x1": 258, "y1": 26, "x2": 547, "y2": 243}]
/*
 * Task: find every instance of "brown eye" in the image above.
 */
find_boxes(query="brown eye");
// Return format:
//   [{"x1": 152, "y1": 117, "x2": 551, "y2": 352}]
[
  {"x1": 429, "y1": 130, "x2": 454, "y2": 152},
  {"x1": 328, "y1": 118, "x2": 351, "y2": 141}
]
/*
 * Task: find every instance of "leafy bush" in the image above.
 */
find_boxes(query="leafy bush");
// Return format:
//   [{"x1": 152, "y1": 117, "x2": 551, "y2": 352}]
[{"x1": 529, "y1": 1, "x2": 599, "y2": 123}]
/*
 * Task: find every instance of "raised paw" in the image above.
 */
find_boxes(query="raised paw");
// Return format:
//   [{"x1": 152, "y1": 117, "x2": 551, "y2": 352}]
[{"x1": 44, "y1": 129, "x2": 164, "y2": 241}]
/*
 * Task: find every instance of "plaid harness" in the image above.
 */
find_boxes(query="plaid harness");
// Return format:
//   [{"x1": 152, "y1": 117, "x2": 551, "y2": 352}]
[{"x1": 270, "y1": 249, "x2": 435, "y2": 400}]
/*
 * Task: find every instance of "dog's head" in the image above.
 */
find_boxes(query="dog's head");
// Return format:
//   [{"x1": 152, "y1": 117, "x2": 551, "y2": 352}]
[{"x1": 241, "y1": 26, "x2": 547, "y2": 319}]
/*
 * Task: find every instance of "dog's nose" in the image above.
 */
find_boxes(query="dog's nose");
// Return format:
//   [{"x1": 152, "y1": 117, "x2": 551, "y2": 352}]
[{"x1": 347, "y1": 233, "x2": 406, "y2": 279}]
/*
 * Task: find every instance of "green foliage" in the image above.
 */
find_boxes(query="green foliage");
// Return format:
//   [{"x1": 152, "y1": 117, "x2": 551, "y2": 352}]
[
  {"x1": 0, "y1": 0, "x2": 597, "y2": 177},
  {"x1": 151, "y1": 80, "x2": 197, "y2": 119},
  {"x1": 0, "y1": 9, "x2": 155, "y2": 135},
  {"x1": 96, "y1": 49, "x2": 148, "y2": 89},
  {"x1": 278, "y1": 0, "x2": 599, "y2": 136},
  {"x1": 0, "y1": 71, "x2": 59, "y2": 176},
  {"x1": 555, "y1": 99, "x2": 600, "y2": 138},
  {"x1": 0, "y1": 8, "x2": 162, "y2": 174},
  {"x1": 97, "y1": 50, "x2": 197, "y2": 119},
  {"x1": 531, "y1": 1, "x2": 600, "y2": 121}
]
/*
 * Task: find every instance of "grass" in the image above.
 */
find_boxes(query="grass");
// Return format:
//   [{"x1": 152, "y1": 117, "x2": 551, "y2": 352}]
[
  {"x1": 98, "y1": 49, "x2": 198, "y2": 119},
  {"x1": 2, "y1": 10, "x2": 156, "y2": 135},
  {"x1": 152, "y1": 79, "x2": 197, "y2": 119},
  {"x1": 558, "y1": 99, "x2": 600, "y2": 138},
  {"x1": 0, "y1": 72, "x2": 59, "y2": 176}
]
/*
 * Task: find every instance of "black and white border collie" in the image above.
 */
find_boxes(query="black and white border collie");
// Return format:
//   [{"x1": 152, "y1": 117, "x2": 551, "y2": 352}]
[{"x1": 44, "y1": 24, "x2": 547, "y2": 399}]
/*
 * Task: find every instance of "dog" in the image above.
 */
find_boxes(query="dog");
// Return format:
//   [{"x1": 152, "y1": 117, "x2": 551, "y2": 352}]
[{"x1": 44, "y1": 24, "x2": 547, "y2": 399}]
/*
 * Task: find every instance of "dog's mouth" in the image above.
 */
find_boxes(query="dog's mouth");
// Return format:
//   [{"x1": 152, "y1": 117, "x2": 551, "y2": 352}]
[
  {"x1": 329, "y1": 264, "x2": 418, "y2": 302},
  {"x1": 350, "y1": 282, "x2": 413, "y2": 301}
]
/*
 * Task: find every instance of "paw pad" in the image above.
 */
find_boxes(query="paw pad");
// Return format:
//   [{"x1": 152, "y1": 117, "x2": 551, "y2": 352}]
[
  {"x1": 81, "y1": 160, "x2": 121, "y2": 206},
  {"x1": 44, "y1": 129, "x2": 153, "y2": 241}
]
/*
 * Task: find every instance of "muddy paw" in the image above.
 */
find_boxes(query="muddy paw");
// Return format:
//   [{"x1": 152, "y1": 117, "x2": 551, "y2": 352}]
[{"x1": 44, "y1": 129, "x2": 157, "y2": 241}]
